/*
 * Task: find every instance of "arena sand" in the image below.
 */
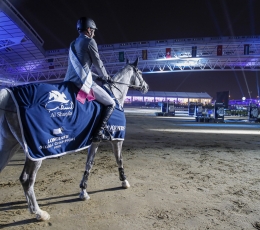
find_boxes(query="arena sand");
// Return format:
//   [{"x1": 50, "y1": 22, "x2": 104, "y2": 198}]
[{"x1": 0, "y1": 108, "x2": 260, "y2": 230}]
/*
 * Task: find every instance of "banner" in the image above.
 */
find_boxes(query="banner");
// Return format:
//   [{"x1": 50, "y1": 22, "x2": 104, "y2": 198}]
[
  {"x1": 191, "y1": 46, "x2": 197, "y2": 57},
  {"x1": 48, "y1": 58, "x2": 54, "y2": 69},
  {"x1": 216, "y1": 91, "x2": 229, "y2": 109},
  {"x1": 217, "y1": 45, "x2": 222, "y2": 56},
  {"x1": 249, "y1": 103, "x2": 258, "y2": 120},
  {"x1": 214, "y1": 103, "x2": 225, "y2": 120},
  {"x1": 119, "y1": 51, "x2": 125, "y2": 62},
  {"x1": 142, "y1": 50, "x2": 147, "y2": 60},
  {"x1": 244, "y1": 44, "x2": 250, "y2": 55},
  {"x1": 188, "y1": 102, "x2": 196, "y2": 115},
  {"x1": 166, "y1": 48, "x2": 171, "y2": 58}
]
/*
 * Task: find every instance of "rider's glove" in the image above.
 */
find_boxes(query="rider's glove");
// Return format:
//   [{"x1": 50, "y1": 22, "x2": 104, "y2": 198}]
[
  {"x1": 106, "y1": 75, "x2": 113, "y2": 83},
  {"x1": 96, "y1": 76, "x2": 103, "y2": 81}
]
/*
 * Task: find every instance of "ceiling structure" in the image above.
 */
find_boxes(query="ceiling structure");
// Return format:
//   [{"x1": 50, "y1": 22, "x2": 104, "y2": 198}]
[
  {"x1": 0, "y1": 0, "x2": 260, "y2": 87},
  {"x1": 0, "y1": 0, "x2": 45, "y2": 85}
]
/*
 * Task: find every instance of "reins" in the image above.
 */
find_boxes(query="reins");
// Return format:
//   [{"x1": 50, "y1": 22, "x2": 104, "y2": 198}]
[
  {"x1": 105, "y1": 65, "x2": 145, "y2": 102},
  {"x1": 109, "y1": 66, "x2": 144, "y2": 90}
]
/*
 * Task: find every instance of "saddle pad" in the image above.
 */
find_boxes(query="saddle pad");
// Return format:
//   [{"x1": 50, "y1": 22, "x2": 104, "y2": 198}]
[{"x1": 8, "y1": 81, "x2": 125, "y2": 161}]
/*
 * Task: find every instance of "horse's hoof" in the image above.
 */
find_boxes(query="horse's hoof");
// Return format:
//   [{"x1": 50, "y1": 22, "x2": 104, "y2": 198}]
[
  {"x1": 79, "y1": 191, "x2": 90, "y2": 201},
  {"x1": 36, "y1": 210, "x2": 50, "y2": 221},
  {"x1": 122, "y1": 180, "x2": 130, "y2": 189}
]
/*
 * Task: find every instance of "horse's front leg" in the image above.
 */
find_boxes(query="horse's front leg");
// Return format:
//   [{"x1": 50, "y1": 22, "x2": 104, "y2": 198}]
[
  {"x1": 111, "y1": 140, "x2": 130, "y2": 188},
  {"x1": 79, "y1": 142, "x2": 100, "y2": 200},
  {"x1": 19, "y1": 157, "x2": 50, "y2": 221}
]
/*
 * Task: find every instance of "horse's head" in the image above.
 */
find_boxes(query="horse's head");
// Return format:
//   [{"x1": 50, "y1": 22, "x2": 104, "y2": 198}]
[
  {"x1": 126, "y1": 58, "x2": 149, "y2": 94},
  {"x1": 108, "y1": 57, "x2": 149, "y2": 106}
]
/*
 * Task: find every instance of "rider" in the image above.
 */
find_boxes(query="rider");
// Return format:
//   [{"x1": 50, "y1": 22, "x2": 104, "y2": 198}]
[{"x1": 64, "y1": 17, "x2": 115, "y2": 142}]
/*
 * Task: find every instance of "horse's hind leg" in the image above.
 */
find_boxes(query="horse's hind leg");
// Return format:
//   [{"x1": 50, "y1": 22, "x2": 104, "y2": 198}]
[
  {"x1": 79, "y1": 142, "x2": 100, "y2": 200},
  {"x1": 111, "y1": 140, "x2": 130, "y2": 188},
  {"x1": 0, "y1": 114, "x2": 21, "y2": 172},
  {"x1": 0, "y1": 88, "x2": 21, "y2": 172},
  {"x1": 19, "y1": 157, "x2": 50, "y2": 221}
]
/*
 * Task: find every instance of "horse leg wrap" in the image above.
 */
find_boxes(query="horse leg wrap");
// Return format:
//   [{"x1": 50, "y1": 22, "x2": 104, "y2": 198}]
[
  {"x1": 80, "y1": 171, "x2": 89, "y2": 189},
  {"x1": 118, "y1": 167, "x2": 126, "y2": 181}
]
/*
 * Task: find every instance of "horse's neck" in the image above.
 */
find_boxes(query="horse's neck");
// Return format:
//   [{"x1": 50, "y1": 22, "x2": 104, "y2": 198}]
[
  {"x1": 115, "y1": 88, "x2": 128, "y2": 107},
  {"x1": 110, "y1": 82, "x2": 129, "y2": 108},
  {"x1": 110, "y1": 69, "x2": 132, "y2": 107}
]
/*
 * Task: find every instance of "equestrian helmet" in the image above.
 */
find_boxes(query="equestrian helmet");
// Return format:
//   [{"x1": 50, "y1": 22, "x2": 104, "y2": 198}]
[{"x1": 77, "y1": 17, "x2": 98, "y2": 31}]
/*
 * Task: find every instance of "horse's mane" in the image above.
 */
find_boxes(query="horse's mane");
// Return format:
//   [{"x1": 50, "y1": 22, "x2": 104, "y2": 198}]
[{"x1": 112, "y1": 64, "x2": 132, "y2": 82}]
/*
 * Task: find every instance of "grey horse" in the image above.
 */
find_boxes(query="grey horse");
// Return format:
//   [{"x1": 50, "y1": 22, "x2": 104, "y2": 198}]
[{"x1": 0, "y1": 58, "x2": 149, "y2": 220}]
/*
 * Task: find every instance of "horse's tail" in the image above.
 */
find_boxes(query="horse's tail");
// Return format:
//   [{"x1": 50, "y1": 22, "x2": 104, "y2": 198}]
[{"x1": 0, "y1": 88, "x2": 21, "y2": 173}]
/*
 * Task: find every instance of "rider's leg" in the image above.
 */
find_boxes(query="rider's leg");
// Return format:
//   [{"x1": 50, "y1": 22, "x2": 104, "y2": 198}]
[{"x1": 91, "y1": 83, "x2": 115, "y2": 142}]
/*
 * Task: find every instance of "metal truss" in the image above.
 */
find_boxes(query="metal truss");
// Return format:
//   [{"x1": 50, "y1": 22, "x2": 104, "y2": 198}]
[
  {"x1": 0, "y1": 37, "x2": 26, "y2": 50},
  {"x1": 1, "y1": 35, "x2": 260, "y2": 85}
]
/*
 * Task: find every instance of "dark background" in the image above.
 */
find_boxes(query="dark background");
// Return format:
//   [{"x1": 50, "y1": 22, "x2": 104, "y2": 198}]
[{"x1": 10, "y1": 0, "x2": 260, "y2": 100}]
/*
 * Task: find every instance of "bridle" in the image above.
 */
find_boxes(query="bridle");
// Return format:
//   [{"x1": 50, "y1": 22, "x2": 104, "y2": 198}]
[
  {"x1": 130, "y1": 66, "x2": 147, "y2": 92},
  {"x1": 109, "y1": 65, "x2": 146, "y2": 92},
  {"x1": 104, "y1": 64, "x2": 148, "y2": 105}
]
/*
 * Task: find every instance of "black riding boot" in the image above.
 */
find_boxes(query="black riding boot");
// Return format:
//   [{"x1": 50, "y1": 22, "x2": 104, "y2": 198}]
[{"x1": 92, "y1": 105, "x2": 115, "y2": 142}]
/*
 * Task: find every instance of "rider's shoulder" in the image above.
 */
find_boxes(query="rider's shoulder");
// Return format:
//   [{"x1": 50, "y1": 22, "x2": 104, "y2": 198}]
[
  {"x1": 89, "y1": 38, "x2": 97, "y2": 45},
  {"x1": 88, "y1": 38, "x2": 98, "y2": 49}
]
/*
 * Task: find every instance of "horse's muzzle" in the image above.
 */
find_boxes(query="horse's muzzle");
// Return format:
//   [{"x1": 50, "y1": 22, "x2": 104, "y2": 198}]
[{"x1": 141, "y1": 83, "x2": 149, "y2": 94}]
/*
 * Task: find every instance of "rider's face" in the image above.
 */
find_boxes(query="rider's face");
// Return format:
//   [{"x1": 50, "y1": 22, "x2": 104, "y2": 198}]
[{"x1": 88, "y1": 28, "x2": 95, "y2": 38}]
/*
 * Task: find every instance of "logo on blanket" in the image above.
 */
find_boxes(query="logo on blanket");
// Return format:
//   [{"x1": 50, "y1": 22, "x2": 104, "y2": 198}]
[
  {"x1": 45, "y1": 90, "x2": 74, "y2": 118},
  {"x1": 106, "y1": 125, "x2": 125, "y2": 135}
]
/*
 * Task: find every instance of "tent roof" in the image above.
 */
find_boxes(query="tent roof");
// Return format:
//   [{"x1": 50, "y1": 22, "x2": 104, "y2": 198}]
[{"x1": 127, "y1": 90, "x2": 212, "y2": 99}]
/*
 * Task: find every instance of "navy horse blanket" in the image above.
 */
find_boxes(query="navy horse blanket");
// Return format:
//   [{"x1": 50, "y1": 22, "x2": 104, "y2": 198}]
[{"x1": 8, "y1": 82, "x2": 125, "y2": 161}]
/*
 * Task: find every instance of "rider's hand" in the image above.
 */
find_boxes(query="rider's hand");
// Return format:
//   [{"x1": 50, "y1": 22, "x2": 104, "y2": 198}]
[
  {"x1": 106, "y1": 76, "x2": 113, "y2": 83},
  {"x1": 96, "y1": 76, "x2": 103, "y2": 81}
]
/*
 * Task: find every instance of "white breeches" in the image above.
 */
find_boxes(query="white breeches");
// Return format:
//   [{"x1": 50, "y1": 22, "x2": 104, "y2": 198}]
[{"x1": 92, "y1": 82, "x2": 115, "y2": 107}]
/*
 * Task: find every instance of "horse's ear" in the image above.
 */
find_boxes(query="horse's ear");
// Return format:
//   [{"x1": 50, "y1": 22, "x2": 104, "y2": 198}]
[
  {"x1": 126, "y1": 59, "x2": 129, "y2": 64},
  {"x1": 132, "y1": 57, "x2": 139, "y2": 67}
]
